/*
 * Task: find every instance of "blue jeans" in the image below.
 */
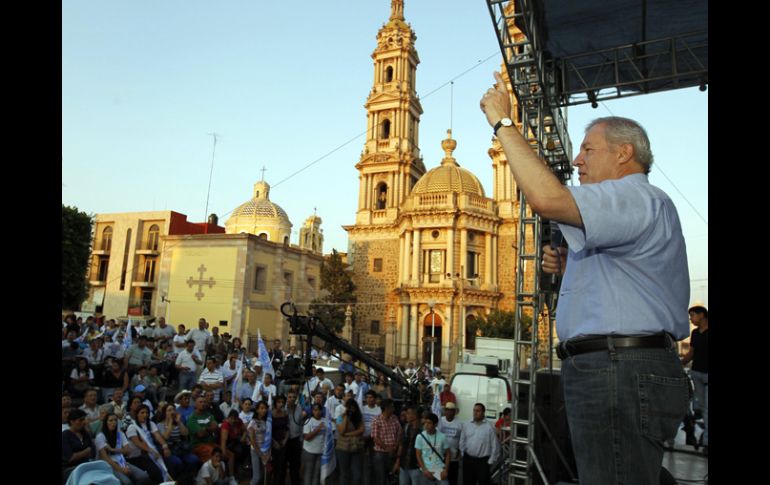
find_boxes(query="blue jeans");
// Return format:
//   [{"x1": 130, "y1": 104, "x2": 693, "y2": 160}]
[
  {"x1": 113, "y1": 462, "x2": 152, "y2": 485},
  {"x1": 179, "y1": 371, "x2": 197, "y2": 391},
  {"x1": 690, "y1": 370, "x2": 708, "y2": 446},
  {"x1": 561, "y1": 346, "x2": 689, "y2": 485},
  {"x1": 399, "y1": 467, "x2": 422, "y2": 485},
  {"x1": 373, "y1": 451, "x2": 395, "y2": 485},
  {"x1": 337, "y1": 449, "x2": 363, "y2": 485}
]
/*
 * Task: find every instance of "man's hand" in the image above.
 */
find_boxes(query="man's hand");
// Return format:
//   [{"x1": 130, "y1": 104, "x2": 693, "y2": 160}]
[
  {"x1": 479, "y1": 71, "x2": 512, "y2": 128},
  {"x1": 542, "y1": 245, "x2": 567, "y2": 275}
]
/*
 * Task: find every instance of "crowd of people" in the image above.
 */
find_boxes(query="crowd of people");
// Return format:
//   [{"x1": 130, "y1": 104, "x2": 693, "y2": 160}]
[{"x1": 61, "y1": 314, "x2": 514, "y2": 485}]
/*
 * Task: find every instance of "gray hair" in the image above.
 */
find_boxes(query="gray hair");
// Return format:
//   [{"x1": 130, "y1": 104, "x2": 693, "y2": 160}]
[{"x1": 587, "y1": 117, "x2": 653, "y2": 174}]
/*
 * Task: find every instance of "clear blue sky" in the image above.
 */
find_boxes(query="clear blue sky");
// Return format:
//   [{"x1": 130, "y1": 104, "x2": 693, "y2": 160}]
[{"x1": 62, "y1": 0, "x2": 708, "y2": 307}]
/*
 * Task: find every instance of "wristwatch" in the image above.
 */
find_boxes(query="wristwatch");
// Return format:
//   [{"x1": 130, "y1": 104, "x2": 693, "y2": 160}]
[{"x1": 493, "y1": 117, "x2": 513, "y2": 135}]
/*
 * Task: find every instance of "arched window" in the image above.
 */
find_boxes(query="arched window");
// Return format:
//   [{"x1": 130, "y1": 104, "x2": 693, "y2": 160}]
[
  {"x1": 283, "y1": 236, "x2": 289, "y2": 245},
  {"x1": 147, "y1": 224, "x2": 160, "y2": 250},
  {"x1": 258, "y1": 233, "x2": 269, "y2": 240},
  {"x1": 101, "y1": 226, "x2": 113, "y2": 251},
  {"x1": 376, "y1": 183, "x2": 388, "y2": 210},
  {"x1": 385, "y1": 66, "x2": 394, "y2": 82},
  {"x1": 381, "y1": 119, "x2": 391, "y2": 139},
  {"x1": 465, "y1": 314, "x2": 477, "y2": 350}
]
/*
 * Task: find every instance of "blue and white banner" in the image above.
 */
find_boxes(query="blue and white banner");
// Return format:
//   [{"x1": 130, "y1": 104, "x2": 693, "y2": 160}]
[
  {"x1": 431, "y1": 391, "x2": 442, "y2": 417},
  {"x1": 123, "y1": 319, "x2": 133, "y2": 350},
  {"x1": 261, "y1": 409, "x2": 272, "y2": 456},
  {"x1": 231, "y1": 360, "x2": 243, "y2": 402},
  {"x1": 320, "y1": 411, "x2": 336, "y2": 484},
  {"x1": 115, "y1": 431, "x2": 127, "y2": 467},
  {"x1": 135, "y1": 424, "x2": 172, "y2": 482},
  {"x1": 257, "y1": 329, "x2": 275, "y2": 382}
]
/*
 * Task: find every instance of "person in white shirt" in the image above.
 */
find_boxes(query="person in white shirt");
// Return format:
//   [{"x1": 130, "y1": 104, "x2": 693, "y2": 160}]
[
  {"x1": 238, "y1": 398, "x2": 254, "y2": 425},
  {"x1": 186, "y1": 318, "x2": 212, "y2": 367},
  {"x1": 199, "y1": 358, "x2": 225, "y2": 403},
  {"x1": 438, "y1": 402, "x2": 463, "y2": 485},
  {"x1": 430, "y1": 371, "x2": 447, "y2": 395},
  {"x1": 307, "y1": 368, "x2": 334, "y2": 398},
  {"x1": 343, "y1": 373, "x2": 358, "y2": 395},
  {"x1": 195, "y1": 446, "x2": 230, "y2": 485},
  {"x1": 153, "y1": 317, "x2": 176, "y2": 344},
  {"x1": 415, "y1": 412, "x2": 450, "y2": 485},
  {"x1": 173, "y1": 324, "x2": 189, "y2": 351},
  {"x1": 96, "y1": 412, "x2": 152, "y2": 485},
  {"x1": 219, "y1": 391, "x2": 238, "y2": 418},
  {"x1": 176, "y1": 340, "x2": 203, "y2": 391},
  {"x1": 252, "y1": 372, "x2": 277, "y2": 405},
  {"x1": 326, "y1": 385, "x2": 346, "y2": 421},
  {"x1": 302, "y1": 404, "x2": 327, "y2": 485},
  {"x1": 459, "y1": 403, "x2": 500, "y2": 485},
  {"x1": 360, "y1": 390, "x2": 382, "y2": 484}
]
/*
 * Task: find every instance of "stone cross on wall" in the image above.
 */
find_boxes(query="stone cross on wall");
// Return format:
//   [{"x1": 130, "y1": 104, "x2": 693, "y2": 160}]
[{"x1": 187, "y1": 264, "x2": 216, "y2": 301}]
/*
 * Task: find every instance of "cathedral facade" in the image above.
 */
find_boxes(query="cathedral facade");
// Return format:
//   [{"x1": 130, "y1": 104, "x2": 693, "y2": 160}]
[{"x1": 344, "y1": 1, "x2": 533, "y2": 373}]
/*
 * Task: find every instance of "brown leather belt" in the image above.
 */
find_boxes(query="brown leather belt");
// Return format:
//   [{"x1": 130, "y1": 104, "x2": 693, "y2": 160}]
[{"x1": 556, "y1": 333, "x2": 674, "y2": 360}]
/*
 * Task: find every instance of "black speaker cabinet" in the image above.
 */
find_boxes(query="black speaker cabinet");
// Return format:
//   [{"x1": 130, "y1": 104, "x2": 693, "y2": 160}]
[{"x1": 533, "y1": 369, "x2": 577, "y2": 485}]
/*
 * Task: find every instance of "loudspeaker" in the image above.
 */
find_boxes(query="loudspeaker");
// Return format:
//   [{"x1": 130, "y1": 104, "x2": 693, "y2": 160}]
[{"x1": 533, "y1": 369, "x2": 577, "y2": 485}]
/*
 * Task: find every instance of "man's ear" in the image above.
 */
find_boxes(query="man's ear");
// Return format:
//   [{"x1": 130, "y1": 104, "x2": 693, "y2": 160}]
[{"x1": 616, "y1": 143, "x2": 634, "y2": 165}]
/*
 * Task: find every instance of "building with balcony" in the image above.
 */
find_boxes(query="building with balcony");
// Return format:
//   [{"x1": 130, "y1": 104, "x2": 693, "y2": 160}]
[
  {"x1": 84, "y1": 211, "x2": 225, "y2": 319},
  {"x1": 84, "y1": 185, "x2": 324, "y2": 346}
]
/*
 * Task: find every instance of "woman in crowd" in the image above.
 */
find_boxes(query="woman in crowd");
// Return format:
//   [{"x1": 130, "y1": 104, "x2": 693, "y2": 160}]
[
  {"x1": 69, "y1": 356, "x2": 95, "y2": 398},
  {"x1": 220, "y1": 409, "x2": 247, "y2": 484},
  {"x1": 302, "y1": 403, "x2": 327, "y2": 485},
  {"x1": 102, "y1": 359, "x2": 130, "y2": 404},
  {"x1": 157, "y1": 402, "x2": 200, "y2": 482},
  {"x1": 121, "y1": 396, "x2": 144, "y2": 432},
  {"x1": 372, "y1": 373, "x2": 392, "y2": 400},
  {"x1": 335, "y1": 398, "x2": 365, "y2": 485},
  {"x1": 61, "y1": 409, "x2": 95, "y2": 482},
  {"x1": 231, "y1": 338, "x2": 246, "y2": 360},
  {"x1": 239, "y1": 398, "x2": 255, "y2": 425},
  {"x1": 96, "y1": 412, "x2": 152, "y2": 485},
  {"x1": 270, "y1": 395, "x2": 290, "y2": 485},
  {"x1": 126, "y1": 404, "x2": 172, "y2": 483},
  {"x1": 247, "y1": 400, "x2": 271, "y2": 485}
]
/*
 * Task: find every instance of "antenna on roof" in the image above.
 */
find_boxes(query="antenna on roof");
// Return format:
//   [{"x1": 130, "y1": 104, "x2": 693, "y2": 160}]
[{"x1": 204, "y1": 132, "x2": 221, "y2": 220}]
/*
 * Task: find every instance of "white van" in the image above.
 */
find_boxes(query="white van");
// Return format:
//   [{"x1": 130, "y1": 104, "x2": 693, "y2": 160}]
[{"x1": 449, "y1": 369, "x2": 512, "y2": 423}]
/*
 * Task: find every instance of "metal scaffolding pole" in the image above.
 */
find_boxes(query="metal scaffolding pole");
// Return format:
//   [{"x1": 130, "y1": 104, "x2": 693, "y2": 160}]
[{"x1": 485, "y1": 1, "x2": 572, "y2": 484}]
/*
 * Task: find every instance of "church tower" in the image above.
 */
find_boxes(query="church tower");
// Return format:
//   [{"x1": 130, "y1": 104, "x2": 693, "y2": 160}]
[{"x1": 355, "y1": 0, "x2": 425, "y2": 226}]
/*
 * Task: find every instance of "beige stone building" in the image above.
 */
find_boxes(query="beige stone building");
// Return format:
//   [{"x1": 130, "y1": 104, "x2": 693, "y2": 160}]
[
  {"x1": 85, "y1": 180, "x2": 324, "y2": 347},
  {"x1": 84, "y1": 211, "x2": 224, "y2": 319},
  {"x1": 344, "y1": 1, "x2": 535, "y2": 372}
]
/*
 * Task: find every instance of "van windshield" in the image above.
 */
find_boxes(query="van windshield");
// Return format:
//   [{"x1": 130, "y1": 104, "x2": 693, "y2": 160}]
[{"x1": 451, "y1": 374, "x2": 509, "y2": 421}]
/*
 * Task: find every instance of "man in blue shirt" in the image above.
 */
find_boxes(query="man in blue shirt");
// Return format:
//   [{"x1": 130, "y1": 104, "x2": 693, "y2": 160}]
[{"x1": 481, "y1": 72, "x2": 690, "y2": 484}]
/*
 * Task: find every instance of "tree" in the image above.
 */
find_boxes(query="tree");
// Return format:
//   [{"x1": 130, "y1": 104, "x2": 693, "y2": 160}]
[
  {"x1": 309, "y1": 249, "x2": 356, "y2": 333},
  {"x1": 62, "y1": 205, "x2": 93, "y2": 310},
  {"x1": 469, "y1": 309, "x2": 532, "y2": 340}
]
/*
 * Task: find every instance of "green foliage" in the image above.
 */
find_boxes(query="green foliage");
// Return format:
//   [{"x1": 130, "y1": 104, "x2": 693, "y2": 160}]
[
  {"x1": 469, "y1": 309, "x2": 532, "y2": 340},
  {"x1": 309, "y1": 249, "x2": 356, "y2": 333},
  {"x1": 62, "y1": 205, "x2": 93, "y2": 310}
]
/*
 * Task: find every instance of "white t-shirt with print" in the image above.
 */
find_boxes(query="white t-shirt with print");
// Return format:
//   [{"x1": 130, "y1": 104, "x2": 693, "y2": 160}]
[{"x1": 302, "y1": 417, "x2": 327, "y2": 454}]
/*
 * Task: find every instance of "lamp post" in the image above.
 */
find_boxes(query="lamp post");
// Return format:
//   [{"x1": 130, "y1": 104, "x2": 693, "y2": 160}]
[{"x1": 428, "y1": 299, "x2": 436, "y2": 371}]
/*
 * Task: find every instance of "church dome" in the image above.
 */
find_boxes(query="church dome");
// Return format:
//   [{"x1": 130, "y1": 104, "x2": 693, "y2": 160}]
[
  {"x1": 411, "y1": 130, "x2": 485, "y2": 197},
  {"x1": 225, "y1": 180, "x2": 292, "y2": 240},
  {"x1": 228, "y1": 181, "x2": 290, "y2": 223}
]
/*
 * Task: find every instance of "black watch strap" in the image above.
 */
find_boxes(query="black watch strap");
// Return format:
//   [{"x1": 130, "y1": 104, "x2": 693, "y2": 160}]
[{"x1": 493, "y1": 119, "x2": 511, "y2": 135}]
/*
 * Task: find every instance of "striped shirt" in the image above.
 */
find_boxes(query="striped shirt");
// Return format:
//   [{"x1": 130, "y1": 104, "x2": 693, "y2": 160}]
[
  {"x1": 198, "y1": 369, "x2": 224, "y2": 402},
  {"x1": 371, "y1": 413, "x2": 402, "y2": 452}
]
